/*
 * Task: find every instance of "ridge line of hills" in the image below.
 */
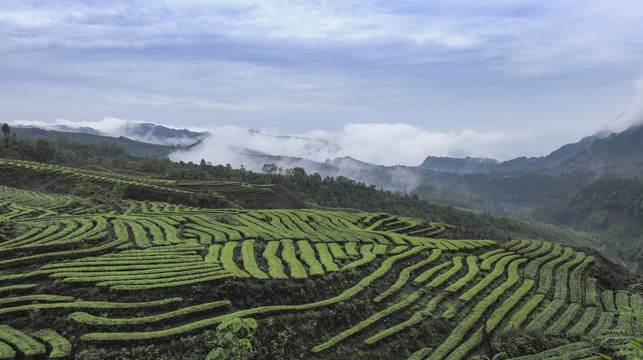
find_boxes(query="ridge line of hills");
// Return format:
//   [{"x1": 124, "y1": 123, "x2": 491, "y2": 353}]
[{"x1": 12, "y1": 121, "x2": 643, "y2": 178}]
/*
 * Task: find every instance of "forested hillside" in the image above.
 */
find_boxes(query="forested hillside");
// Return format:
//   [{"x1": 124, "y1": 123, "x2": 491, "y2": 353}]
[
  {"x1": 535, "y1": 178, "x2": 643, "y2": 273},
  {"x1": 11, "y1": 127, "x2": 178, "y2": 159}
]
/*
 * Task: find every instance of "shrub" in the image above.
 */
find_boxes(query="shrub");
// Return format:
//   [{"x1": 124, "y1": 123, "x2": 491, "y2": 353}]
[
  {"x1": 494, "y1": 328, "x2": 548, "y2": 357},
  {"x1": 206, "y1": 318, "x2": 257, "y2": 360}
]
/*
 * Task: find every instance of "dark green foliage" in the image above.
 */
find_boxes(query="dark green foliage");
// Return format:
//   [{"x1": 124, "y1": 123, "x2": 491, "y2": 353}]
[
  {"x1": 453, "y1": 172, "x2": 589, "y2": 209},
  {"x1": 537, "y1": 178, "x2": 643, "y2": 228},
  {"x1": 72, "y1": 178, "x2": 108, "y2": 200},
  {"x1": 493, "y1": 328, "x2": 554, "y2": 358},
  {"x1": 12, "y1": 126, "x2": 174, "y2": 158},
  {"x1": 206, "y1": 318, "x2": 257, "y2": 360},
  {"x1": 535, "y1": 177, "x2": 643, "y2": 272},
  {"x1": 1, "y1": 130, "x2": 131, "y2": 165}
]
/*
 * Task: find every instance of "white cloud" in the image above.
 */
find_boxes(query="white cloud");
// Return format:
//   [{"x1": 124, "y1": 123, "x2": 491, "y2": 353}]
[
  {"x1": 607, "y1": 74, "x2": 643, "y2": 132},
  {"x1": 3, "y1": 1, "x2": 643, "y2": 145},
  {"x1": 170, "y1": 122, "x2": 544, "y2": 168},
  {"x1": 15, "y1": 117, "x2": 138, "y2": 135},
  {"x1": 4, "y1": 1, "x2": 642, "y2": 72},
  {"x1": 13, "y1": 117, "x2": 207, "y2": 146},
  {"x1": 12, "y1": 114, "x2": 625, "y2": 170}
]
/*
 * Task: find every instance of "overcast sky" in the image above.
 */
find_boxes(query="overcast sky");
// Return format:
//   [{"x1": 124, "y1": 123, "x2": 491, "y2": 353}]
[{"x1": 3, "y1": 1, "x2": 643, "y2": 164}]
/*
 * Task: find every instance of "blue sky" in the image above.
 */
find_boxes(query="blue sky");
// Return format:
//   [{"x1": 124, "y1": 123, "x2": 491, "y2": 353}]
[{"x1": 3, "y1": 1, "x2": 643, "y2": 165}]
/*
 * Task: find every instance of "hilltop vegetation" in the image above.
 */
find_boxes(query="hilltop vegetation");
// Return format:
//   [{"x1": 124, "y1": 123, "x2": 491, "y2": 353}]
[
  {"x1": 0, "y1": 155, "x2": 641, "y2": 359},
  {"x1": 11, "y1": 126, "x2": 186, "y2": 158},
  {"x1": 535, "y1": 178, "x2": 643, "y2": 273},
  {"x1": 1, "y1": 131, "x2": 130, "y2": 164}
]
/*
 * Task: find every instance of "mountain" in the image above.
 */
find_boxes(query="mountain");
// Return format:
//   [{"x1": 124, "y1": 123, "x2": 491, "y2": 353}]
[
  {"x1": 495, "y1": 132, "x2": 606, "y2": 174},
  {"x1": 117, "y1": 122, "x2": 208, "y2": 146},
  {"x1": 535, "y1": 177, "x2": 643, "y2": 272},
  {"x1": 557, "y1": 123, "x2": 643, "y2": 177},
  {"x1": 14, "y1": 121, "x2": 208, "y2": 147},
  {"x1": 4, "y1": 121, "x2": 641, "y2": 274},
  {"x1": 418, "y1": 132, "x2": 607, "y2": 175},
  {"x1": 545, "y1": 131, "x2": 610, "y2": 162},
  {"x1": 418, "y1": 156, "x2": 497, "y2": 174},
  {"x1": 247, "y1": 125, "x2": 635, "y2": 180},
  {"x1": 194, "y1": 125, "x2": 638, "y2": 215},
  {"x1": 11, "y1": 127, "x2": 178, "y2": 158},
  {"x1": 231, "y1": 150, "x2": 431, "y2": 193},
  {"x1": 13, "y1": 119, "x2": 624, "y2": 178}
]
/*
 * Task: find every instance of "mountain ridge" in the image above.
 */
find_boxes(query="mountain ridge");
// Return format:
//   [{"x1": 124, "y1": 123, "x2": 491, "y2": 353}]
[
  {"x1": 11, "y1": 127, "x2": 179, "y2": 159},
  {"x1": 13, "y1": 120, "x2": 638, "y2": 178},
  {"x1": 14, "y1": 121, "x2": 208, "y2": 147}
]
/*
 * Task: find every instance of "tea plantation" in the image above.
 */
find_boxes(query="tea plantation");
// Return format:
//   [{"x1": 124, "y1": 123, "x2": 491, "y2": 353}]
[{"x1": 0, "y1": 158, "x2": 640, "y2": 359}]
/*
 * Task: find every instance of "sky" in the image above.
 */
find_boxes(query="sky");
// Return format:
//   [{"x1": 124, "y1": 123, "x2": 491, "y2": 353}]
[{"x1": 3, "y1": 1, "x2": 643, "y2": 166}]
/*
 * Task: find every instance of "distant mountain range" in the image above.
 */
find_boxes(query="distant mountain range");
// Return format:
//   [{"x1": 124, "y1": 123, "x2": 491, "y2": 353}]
[
  {"x1": 557, "y1": 124, "x2": 643, "y2": 176},
  {"x1": 13, "y1": 119, "x2": 643, "y2": 185},
  {"x1": 417, "y1": 123, "x2": 643, "y2": 177},
  {"x1": 118, "y1": 122, "x2": 208, "y2": 146},
  {"x1": 235, "y1": 123, "x2": 642, "y2": 188},
  {"x1": 418, "y1": 131, "x2": 610, "y2": 175},
  {"x1": 11, "y1": 127, "x2": 178, "y2": 159},
  {"x1": 15, "y1": 121, "x2": 208, "y2": 147}
]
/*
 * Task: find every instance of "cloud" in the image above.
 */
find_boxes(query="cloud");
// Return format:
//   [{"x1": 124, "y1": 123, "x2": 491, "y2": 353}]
[
  {"x1": 15, "y1": 117, "x2": 139, "y2": 135},
  {"x1": 170, "y1": 122, "x2": 543, "y2": 169},
  {"x1": 13, "y1": 117, "x2": 206, "y2": 145},
  {"x1": 3, "y1": 1, "x2": 642, "y2": 73},
  {"x1": 607, "y1": 75, "x2": 643, "y2": 132},
  {"x1": 3, "y1": 1, "x2": 643, "y2": 147}
]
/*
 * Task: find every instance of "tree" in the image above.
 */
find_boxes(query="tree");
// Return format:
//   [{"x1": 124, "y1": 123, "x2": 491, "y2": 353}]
[
  {"x1": 34, "y1": 138, "x2": 54, "y2": 162},
  {"x1": 2, "y1": 123, "x2": 9, "y2": 136},
  {"x1": 262, "y1": 163, "x2": 278, "y2": 175},
  {"x1": 108, "y1": 184, "x2": 126, "y2": 204}
]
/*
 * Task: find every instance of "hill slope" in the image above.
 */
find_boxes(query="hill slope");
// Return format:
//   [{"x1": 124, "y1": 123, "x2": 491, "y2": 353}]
[
  {"x1": 0, "y1": 157, "x2": 306, "y2": 210},
  {"x1": 12, "y1": 127, "x2": 179, "y2": 158},
  {"x1": 13, "y1": 121, "x2": 207, "y2": 147},
  {"x1": 558, "y1": 123, "x2": 643, "y2": 177},
  {"x1": 0, "y1": 159, "x2": 640, "y2": 360}
]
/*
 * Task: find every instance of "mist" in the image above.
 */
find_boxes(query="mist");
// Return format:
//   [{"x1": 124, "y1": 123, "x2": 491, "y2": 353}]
[
  {"x1": 170, "y1": 73, "x2": 643, "y2": 181},
  {"x1": 169, "y1": 123, "x2": 541, "y2": 169},
  {"x1": 607, "y1": 75, "x2": 643, "y2": 133},
  {"x1": 13, "y1": 117, "x2": 204, "y2": 146},
  {"x1": 167, "y1": 123, "x2": 548, "y2": 193},
  {"x1": 15, "y1": 118, "x2": 135, "y2": 136}
]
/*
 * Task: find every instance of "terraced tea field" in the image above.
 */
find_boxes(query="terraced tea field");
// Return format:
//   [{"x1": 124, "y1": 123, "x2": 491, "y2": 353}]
[
  {"x1": 0, "y1": 158, "x2": 280, "y2": 208},
  {"x1": 0, "y1": 160, "x2": 640, "y2": 359}
]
